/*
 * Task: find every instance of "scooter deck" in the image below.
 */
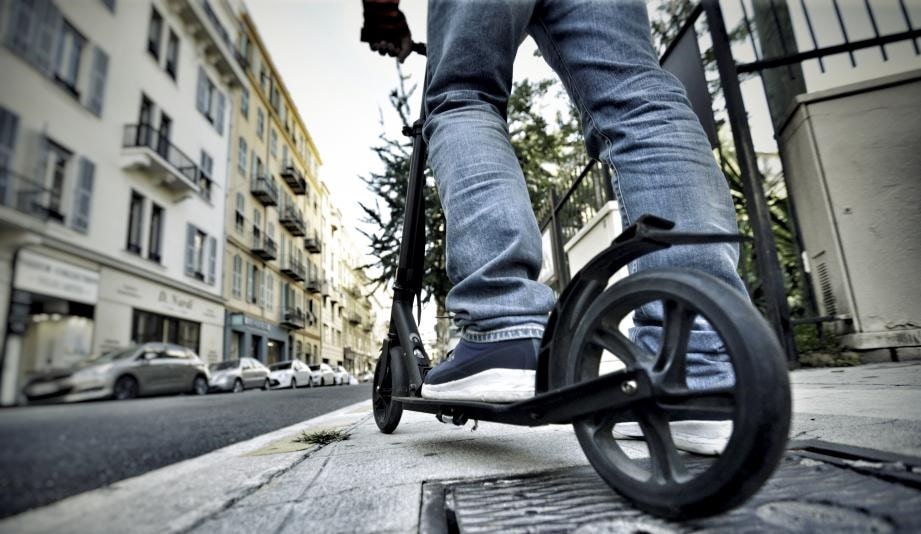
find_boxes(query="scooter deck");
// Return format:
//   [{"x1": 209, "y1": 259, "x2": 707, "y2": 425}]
[{"x1": 393, "y1": 369, "x2": 651, "y2": 427}]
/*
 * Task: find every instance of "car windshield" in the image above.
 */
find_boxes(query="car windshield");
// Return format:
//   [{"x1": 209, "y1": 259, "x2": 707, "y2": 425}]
[
  {"x1": 88, "y1": 347, "x2": 138, "y2": 363},
  {"x1": 210, "y1": 360, "x2": 240, "y2": 371},
  {"x1": 269, "y1": 362, "x2": 292, "y2": 370},
  {"x1": 309, "y1": 365, "x2": 320, "y2": 371}
]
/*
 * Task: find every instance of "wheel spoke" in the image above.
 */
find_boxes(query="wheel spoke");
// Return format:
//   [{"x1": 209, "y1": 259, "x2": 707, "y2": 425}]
[
  {"x1": 655, "y1": 299, "x2": 696, "y2": 386},
  {"x1": 637, "y1": 406, "x2": 688, "y2": 484},
  {"x1": 656, "y1": 387, "x2": 736, "y2": 418},
  {"x1": 589, "y1": 326, "x2": 651, "y2": 367}
]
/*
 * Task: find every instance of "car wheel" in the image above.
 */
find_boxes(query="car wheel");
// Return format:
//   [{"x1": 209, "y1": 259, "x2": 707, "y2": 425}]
[
  {"x1": 232, "y1": 379, "x2": 244, "y2": 393},
  {"x1": 192, "y1": 375, "x2": 208, "y2": 396},
  {"x1": 291, "y1": 378, "x2": 297, "y2": 389},
  {"x1": 114, "y1": 376, "x2": 139, "y2": 400},
  {"x1": 262, "y1": 378, "x2": 270, "y2": 391}
]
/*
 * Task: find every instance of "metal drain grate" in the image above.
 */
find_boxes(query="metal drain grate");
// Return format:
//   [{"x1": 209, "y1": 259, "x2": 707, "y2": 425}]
[{"x1": 420, "y1": 447, "x2": 921, "y2": 533}]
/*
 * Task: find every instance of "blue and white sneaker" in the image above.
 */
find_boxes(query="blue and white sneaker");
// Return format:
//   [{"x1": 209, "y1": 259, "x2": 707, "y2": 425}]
[{"x1": 420, "y1": 338, "x2": 539, "y2": 402}]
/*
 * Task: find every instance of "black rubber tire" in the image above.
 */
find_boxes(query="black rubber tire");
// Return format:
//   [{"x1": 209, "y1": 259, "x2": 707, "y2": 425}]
[
  {"x1": 113, "y1": 376, "x2": 139, "y2": 400},
  {"x1": 566, "y1": 269, "x2": 791, "y2": 519},
  {"x1": 261, "y1": 378, "x2": 270, "y2": 391},
  {"x1": 192, "y1": 375, "x2": 208, "y2": 396},
  {"x1": 372, "y1": 350, "x2": 402, "y2": 433},
  {"x1": 232, "y1": 379, "x2": 244, "y2": 393},
  {"x1": 291, "y1": 378, "x2": 297, "y2": 389}
]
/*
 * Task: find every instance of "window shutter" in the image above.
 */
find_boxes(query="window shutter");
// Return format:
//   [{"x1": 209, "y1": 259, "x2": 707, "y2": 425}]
[
  {"x1": 184, "y1": 223, "x2": 196, "y2": 276},
  {"x1": 207, "y1": 235, "x2": 217, "y2": 285},
  {"x1": 70, "y1": 157, "x2": 94, "y2": 233},
  {"x1": 246, "y1": 262, "x2": 254, "y2": 302},
  {"x1": 85, "y1": 47, "x2": 109, "y2": 116},
  {"x1": 195, "y1": 67, "x2": 207, "y2": 115},
  {"x1": 33, "y1": 0, "x2": 61, "y2": 75},
  {"x1": 5, "y1": 0, "x2": 35, "y2": 56},
  {"x1": 215, "y1": 91, "x2": 225, "y2": 134},
  {"x1": 0, "y1": 108, "x2": 19, "y2": 207}
]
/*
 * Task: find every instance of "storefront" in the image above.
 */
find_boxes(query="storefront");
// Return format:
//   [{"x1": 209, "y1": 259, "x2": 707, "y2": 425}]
[
  {"x1": 2, "y1": 249, "x2": 100, "y2": 399},
  {"x1": 224, "y1": 312, "x2": 288, "y2": 365},
  {"x1": 95, "y1": 267, "x2": 224, "y2": 362}
]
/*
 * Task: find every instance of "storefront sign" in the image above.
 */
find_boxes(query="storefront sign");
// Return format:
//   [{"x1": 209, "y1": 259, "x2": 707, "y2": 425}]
[{"x1": 14, "y1": 250, "x2": 99, "y2": 305}]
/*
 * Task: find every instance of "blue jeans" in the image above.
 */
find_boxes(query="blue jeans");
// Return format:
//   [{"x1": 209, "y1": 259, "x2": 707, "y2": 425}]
[{"x1": 423, "y1": 0, "x2": 743, "y2": 388}]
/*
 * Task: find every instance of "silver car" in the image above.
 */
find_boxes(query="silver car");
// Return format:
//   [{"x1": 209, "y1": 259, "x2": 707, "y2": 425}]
[
  {"x1": 208, "y1": 358, "x2": 271, "y2": 393},
  {"x1": 23, "y1": 343, "x2": 210, "y2": 403}
]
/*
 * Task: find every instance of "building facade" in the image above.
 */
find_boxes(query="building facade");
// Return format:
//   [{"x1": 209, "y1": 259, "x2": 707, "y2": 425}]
[
  {"x1": 221, "y1": 6, "x2": 324, "y2": 366},
  {"x1": 0, "y1": 0, "x2": 244, "y2": 404}
]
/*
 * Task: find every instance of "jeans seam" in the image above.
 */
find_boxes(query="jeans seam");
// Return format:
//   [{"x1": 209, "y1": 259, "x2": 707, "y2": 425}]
[{"x1": 535, "y1": 18, "x2": 633, "y2": 226}]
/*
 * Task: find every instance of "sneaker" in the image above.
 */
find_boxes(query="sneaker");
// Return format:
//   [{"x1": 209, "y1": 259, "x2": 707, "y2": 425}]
[
  {"x1": 420, "y1": 338, "x2": 539, "y2": 402},
  {"x1": 612, "y1": 420, "x2": 732, "y2": 456}
]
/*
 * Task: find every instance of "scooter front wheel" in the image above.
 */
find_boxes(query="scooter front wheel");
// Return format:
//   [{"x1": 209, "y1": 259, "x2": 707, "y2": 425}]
[
  {"x1": 372, "y1": 345, "x2": 403, "y2": 433},
  {"x1": 565, "y1": 269, "x2": 791, "y2": 519}
]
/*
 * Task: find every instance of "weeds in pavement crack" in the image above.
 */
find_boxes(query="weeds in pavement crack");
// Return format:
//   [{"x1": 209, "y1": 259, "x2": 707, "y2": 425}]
[{"x1": 294, "y1": 428, "x2": 349, "y2": 446}]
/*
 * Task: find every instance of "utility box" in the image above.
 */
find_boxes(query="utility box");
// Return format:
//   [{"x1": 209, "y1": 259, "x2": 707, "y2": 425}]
[{"x1": 778, "y1": 69, "x2": 921, "y2": 350}]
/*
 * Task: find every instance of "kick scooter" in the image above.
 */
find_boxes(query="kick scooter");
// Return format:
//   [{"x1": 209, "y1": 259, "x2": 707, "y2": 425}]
[{"x1": 371, "y1": 43, "x2": 791, "y2": 519}]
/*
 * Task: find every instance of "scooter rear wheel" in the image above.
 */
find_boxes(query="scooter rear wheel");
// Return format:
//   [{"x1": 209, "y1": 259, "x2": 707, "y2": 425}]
[
  {"x1": 372, "y1": 346, "x2": 403, "y2": 433},
  {"x1": 566, "y1": 269, "x2": 791, "y2": 519}
]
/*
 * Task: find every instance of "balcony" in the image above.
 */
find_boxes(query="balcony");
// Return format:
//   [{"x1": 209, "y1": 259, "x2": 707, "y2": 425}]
[
  {"x1": 304, "y1": 233, "x2": 322, "y2": 254},
  {"x1": 305, "y1": 275, "x2": 322, "y2": 294},
  {"x1": 0, "y1": 169, "x2": 66, "y2": 224},
  {"x1": 280, "y1": 307, "x2": 305, "y2": 330},
  {"x1": 165, "y1": 0, "x2": 245, "y2": 87},
  {"x1": 121, "y1": 124, "x2": 200, "y2": 194},
  {"x1": 347, "y1": 312, "x2": 361, "y2": 325},
  {"x1": 280, "y1": 165, "x2": 307, "y2": 195},
  {"x1": 361, "y1": 322, "x2": 373, "y2": 333},
  {"x1": 280, "y1": 256, "x2": 305, "y2": 282},
  {"x1": 251, "y1": 233, "x2": 277, "y2": 261},
  {"x1": 278, "y1": 204, "x2": 306, "y2": 236},
  {"x1": 251, "y1": 175, "x2": 278, "y2": 206}
]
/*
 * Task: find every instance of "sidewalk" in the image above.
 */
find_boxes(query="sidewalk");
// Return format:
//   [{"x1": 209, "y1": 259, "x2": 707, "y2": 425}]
[{"x1": 3, "y1": 361, "x2": 920, "y2": 533}]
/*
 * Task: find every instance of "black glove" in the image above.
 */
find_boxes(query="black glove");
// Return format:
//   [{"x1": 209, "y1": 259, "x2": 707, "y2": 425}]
[{"x1": 360, "y1": 0, "x2": 412, "y2": 62}]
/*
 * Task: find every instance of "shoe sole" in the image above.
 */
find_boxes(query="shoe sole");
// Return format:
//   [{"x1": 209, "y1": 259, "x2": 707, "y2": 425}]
[
  {"x1": 612, "y1": 420, "x2": 733, "y2": 456},
  {"x1": 421, "y1": 369, "x2": 535, "y2": 402}
]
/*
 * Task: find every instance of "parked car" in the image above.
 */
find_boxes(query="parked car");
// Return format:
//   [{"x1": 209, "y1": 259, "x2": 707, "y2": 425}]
[
  {"x1": 209, "y1": 358, "x2": 271, "y2": 393},
  {"x1": 308, "y1": 363, "x2": 336, "y2": 386},
  {"x1": 359, "y1": 371, "x2": 374, "y2": 383},
  {"x1": 333, "y1": 365, "x2": 350, "y2": 386},
  {"x1": 269, "y1": 360, "x2": 313, "y2": 389},
  {"x1": 23, "y1": 343, "x2": 210, "y2": 403}
]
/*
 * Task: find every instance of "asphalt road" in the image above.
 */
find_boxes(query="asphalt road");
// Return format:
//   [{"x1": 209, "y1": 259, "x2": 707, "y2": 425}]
[{"x1": 0, "y1": 383, "x2": 371, "y2": 519}]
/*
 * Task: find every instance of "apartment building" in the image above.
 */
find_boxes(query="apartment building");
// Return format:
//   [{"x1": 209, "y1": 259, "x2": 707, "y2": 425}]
[
  {"x1": 0, "y1": 0, "x2": 244, "y2": 404},
  {"x1": 221, "y1": 7, "x2": 323, "y2": 366}
]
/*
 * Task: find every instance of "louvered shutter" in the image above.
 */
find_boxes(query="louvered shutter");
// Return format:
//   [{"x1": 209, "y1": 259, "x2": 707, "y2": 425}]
[
  {"x1": 184, "y1": 224, "x2": 196, "y2": 276},
  {"x1": 207, "y1": 235, "x2": 217, "y2": 285},
  {"x1": 85, "y1": 47, "x2": 108, "y2": 116},
  {"x1": 70, "y1": 157, "x2": 94, "y2": 232}
]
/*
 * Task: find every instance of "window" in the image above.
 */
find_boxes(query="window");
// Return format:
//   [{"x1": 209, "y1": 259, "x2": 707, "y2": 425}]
[
  {"x1": 196, "y1": 68, "x2": 225, "y2": 133},
  {"x1": 240, "y1": 88, "x2": 249, "y2": 119},
  {"x1": 234, "y1": 193, "x2": 245, "y2": 233},
  {"x1": 147, "y1": 7, "x2": 163, "y2": 60},
  {"x1": 157, "y1": 111, "x2": 172, "y2": 160},
  {"x1": 282, "y1": 144, "x2": 288, "y2": 167},
  {"x1": 237, "y1": 137, "x2": 247, "y2": 174},
  {"x1": 148, "y1": 203, "x2": 163, "y2": 262},
  {"x1": 132, "y1": 309, "x2": 200, "y2": 353},
  {"x1": 232, "y1": 255, "x2": 242, "y2": 298},
  {"x1": 190, "y1": 227, "x2": 207, "y2": 280},
  {"x1": 165, "y1": 30, "x2": 179, "y2": 80},
  {"x1": 184, "y1": 224, "x2": 216, "y2": 284},
  {"x1": 270, "y1": 129, "x2": 277, "y2": 157},
  {"x1": 54, "y1": 21, "x2": 85, "y2": 96},
  {"x1": 126, "y1": 190, "x2": 144, "y2": 254},
  {"x1": 199, "y1": 150, "x2": 213, "y2": 202},
  {"x1": 256, "y1": 108, "x2": 264, "y2": 139}
]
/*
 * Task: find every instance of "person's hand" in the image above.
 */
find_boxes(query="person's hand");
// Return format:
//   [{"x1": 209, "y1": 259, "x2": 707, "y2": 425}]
[{"x1": 360, "y1": 0, "x2": 412, "y2": 62}]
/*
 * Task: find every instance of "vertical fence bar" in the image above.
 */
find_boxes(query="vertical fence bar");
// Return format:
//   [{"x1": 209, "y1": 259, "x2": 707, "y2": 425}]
[
  {"x1": 739, "y1": 0, "x2": 762, "y2": 62},
  {"x1": 767, "y1": 0, "x2": 798, "y2": 80},
  {"x1": 864, "y1": 0, "x2": 888, "y2": 61},
  {"x1": 897, "y1": 0, "x2": 920, "y2": 54},
  {"x1": 799, "y1": 0, "x2": 825, "y2": 72},
  {"x1": 702, "y1": 0, "x2": 798, "y2": 366},
  {"x1": 831, "y1": 0, "x2": 858, "y2": 67}
]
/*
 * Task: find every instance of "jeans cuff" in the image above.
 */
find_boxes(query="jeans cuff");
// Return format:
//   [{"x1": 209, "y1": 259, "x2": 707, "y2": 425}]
[{"x1": 461, "y1": 323, "x2": 545, "y2": 343}]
